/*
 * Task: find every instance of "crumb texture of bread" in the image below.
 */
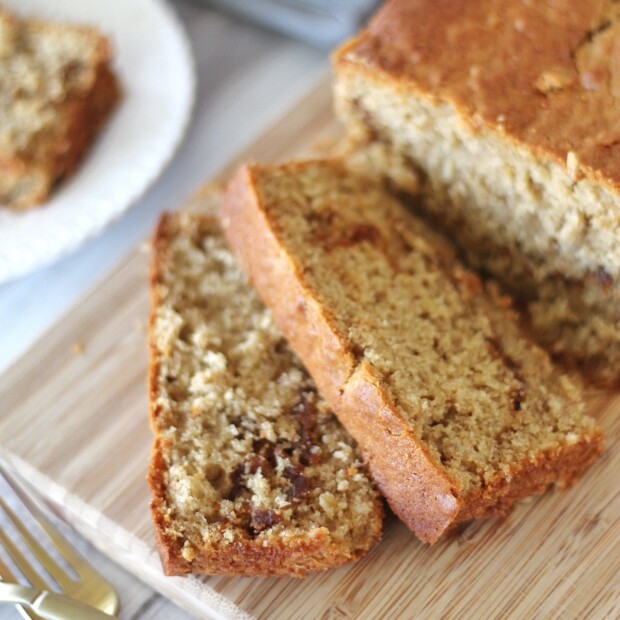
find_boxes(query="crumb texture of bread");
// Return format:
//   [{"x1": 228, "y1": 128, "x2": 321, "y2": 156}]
[
  {"x1": 148, "y1": 211, "x2": 382, "y2": 577},
  {"x1": 0, "y1": 8, "x2": 120, "y2": 209},
  {"x1": 220, "y1": 160, "x2": 603, "y2": 543},
  {"x1": 333, "y1": 0, "x2": 620, "y2": 384}
]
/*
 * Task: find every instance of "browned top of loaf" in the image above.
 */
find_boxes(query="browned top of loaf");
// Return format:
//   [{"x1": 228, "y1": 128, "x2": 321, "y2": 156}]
[{"x1": 335, "y1": 0, "x2": 620, "y2": 191}]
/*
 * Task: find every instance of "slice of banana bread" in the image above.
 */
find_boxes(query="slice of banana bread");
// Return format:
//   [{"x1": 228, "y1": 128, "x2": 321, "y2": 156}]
[
  {"x1": 333, "y1": 0, "x2": 620, "y2": 385},
  {"x1": 221, "y1": 160, "x2": 604, "y2": 544},
  {"x1": 148, "y1": 209, "x2": 382, "y2": 577},
  {"x1": 0, "y1": 8, "x2": 120, "y2": 209}
]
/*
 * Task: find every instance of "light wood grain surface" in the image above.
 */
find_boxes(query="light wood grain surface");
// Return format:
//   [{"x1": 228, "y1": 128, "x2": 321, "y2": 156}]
[{"x1": 1, "y1": 73, "x2": 619, "y2": 619}]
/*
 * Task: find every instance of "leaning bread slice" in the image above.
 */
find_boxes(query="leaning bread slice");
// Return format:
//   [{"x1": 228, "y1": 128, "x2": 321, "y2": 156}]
[
  {"x1": 148, "y1": 209, "x2": 382, "y2": 577},
  {"x1": 220, "y1": 160, "x2": 603, "y2": 544}
]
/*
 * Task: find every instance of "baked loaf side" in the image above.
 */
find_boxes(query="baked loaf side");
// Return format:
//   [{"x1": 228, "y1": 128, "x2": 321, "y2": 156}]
[
  {"x1": 0, "y1": 8, "x2": 120, "y2": 209},
  {"x1": 148, "y1": 210, "x2": 382, "y2": 577},
  {"x1": 221, "y1": 160, "x2": 604, "y2": 543},
  {"x1": 333, "y1": 0, "x2": 620, "y2": 384}
]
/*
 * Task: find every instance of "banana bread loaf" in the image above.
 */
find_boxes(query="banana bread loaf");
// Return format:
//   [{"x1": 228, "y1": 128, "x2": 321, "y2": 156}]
[
  {"x1": 333, "y1": 0, "x2": 620, "y2": 385},
  {"x1": 0, "y1": 8, "x2": 120, "y2": 209},
  {"x1": 221, "y1": 160, "x2": 604, "y2": 543},
  {"x1": 148, "y1": 209, "x2": 382, "y2": 576}
]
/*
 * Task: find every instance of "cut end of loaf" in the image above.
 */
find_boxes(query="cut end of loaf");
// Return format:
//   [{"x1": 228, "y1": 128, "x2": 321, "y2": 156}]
[
  {"x1": 332, "y1": 0, "x2": 620, "y2": 385},
  {"x1": 148, "y1": 210, "x2": 382, "y2": 577},
  {"x1": 221, "y1": 159, "x2": 604, "y2": 543}
]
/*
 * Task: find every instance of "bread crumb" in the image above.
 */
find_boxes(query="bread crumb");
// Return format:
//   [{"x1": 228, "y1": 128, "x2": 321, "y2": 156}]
[
  {"x1": 337, "y1": 480, "x2": 350, "y2": 492},
  {"x1": 72, "y1": 342, "x2": 84, "y2": 355},
  {"x1": 534, "y1": 69, "x2": 574, "y2": 93},
  {"x1": 566, "y1": 151, "x2": 579, "y2": 181},
  {"x1": 181, "y1": 543, "x2": 196, "y2": 562},
  {"x1": 319, "y1": 492, "x2": 337, "y2": 518}
]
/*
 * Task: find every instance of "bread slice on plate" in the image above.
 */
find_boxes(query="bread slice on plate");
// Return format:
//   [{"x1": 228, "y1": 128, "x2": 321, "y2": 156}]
[
  {"x1": 148, "y1": 208, "x2": 382, "y2": 577},
  {"x1": 332, "y1": 0, "x2": 620, "y2": 385},
  {"x1": 221, "y1": 159, "x2": 604, "y2": 544},
  {"x1": 0, "y1": 7, "x2": 120, "y2": 209}
]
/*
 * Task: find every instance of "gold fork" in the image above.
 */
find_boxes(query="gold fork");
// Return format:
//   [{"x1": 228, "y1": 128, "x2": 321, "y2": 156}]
[{"x1": 0, "y1": 465, "x2": 119, "y2": 619}]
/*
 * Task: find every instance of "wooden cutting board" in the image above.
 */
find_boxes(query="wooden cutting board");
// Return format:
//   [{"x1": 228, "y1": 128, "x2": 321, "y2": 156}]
[{"x1": 1, "y1": 78, "x2": 619, "y2": 620}]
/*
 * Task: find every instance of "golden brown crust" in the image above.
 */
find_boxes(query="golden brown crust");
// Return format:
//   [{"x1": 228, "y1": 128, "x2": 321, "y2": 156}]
[
  {"x1": 148, "y1": 439, "x2": 188, "y2": 574},
  {"x1": 148, "y1": 214, "x2": 187, "y2": 576},
  {"x1": 220, "y1": 161, "x2": 604, "y2": 544},
  {"x1": 147, "y1": 209, "x2": 383, "y2": 576},
  {"x1": 0, "y1": 18, "x2": 120, "y2": 209},
  {"x1": 334, "y1": 0, "x2": 620, "y2": 192},
  {"x1": 339, "y1": 361, "x2": 461, "y2": 542},
  {"x1": 147, "y1": 214, "x2": 176, "y2": 573},
  {"x1": 147, "y1": 213, "x2": 173, "y2": 435}
]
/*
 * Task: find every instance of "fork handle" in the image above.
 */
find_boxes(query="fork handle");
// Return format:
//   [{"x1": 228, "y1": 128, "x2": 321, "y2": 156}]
[{"x1": 0, "y1": 581, "x2": 119, "y2": 619}]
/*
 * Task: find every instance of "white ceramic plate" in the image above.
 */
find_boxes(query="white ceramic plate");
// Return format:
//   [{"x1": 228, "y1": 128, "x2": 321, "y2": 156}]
[{"x1": 0, "y1": 0, "x2": 195, "y2": 283}]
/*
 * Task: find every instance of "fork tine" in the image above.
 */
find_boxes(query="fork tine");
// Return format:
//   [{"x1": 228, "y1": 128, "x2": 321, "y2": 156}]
[
  {"x1": 0, "y1": 496, "x2": 73, "y2": 590},
  {"x1": 0, "y1": 551, "x2": 17, "y2": 582},
  {"x1": 0, "y1": 549, "x2": 40, "y2": 619},
  {"x1": 0, "y1": 468, "x2": 85, "y2": 575},
  {"x1": 0, "y1": 556, "x2": 40, "y2": 620},
  {"x1": 0, "y1": 469, "x2": 68, "y2": 620},
  {"x1": 0, "y1": 504, "x2": 48, "y2": 590},
  {"x1": 0, "y1": 466, "x2": 119, "y2": 616}
]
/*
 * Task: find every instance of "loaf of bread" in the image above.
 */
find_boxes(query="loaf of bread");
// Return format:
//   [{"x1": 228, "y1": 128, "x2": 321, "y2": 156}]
[
  {"x1": 221, "y1": 160, "x2": 604, "y2": 544},
  {"x1": 0, "y1": 8, "x2": 120, "y2": 209},
  {"x1": 148, "y1": 208, "x2": 382, "y2": 576},
  {"x1": 333, "y1": 0, "x2": 620, "y2": 385}
]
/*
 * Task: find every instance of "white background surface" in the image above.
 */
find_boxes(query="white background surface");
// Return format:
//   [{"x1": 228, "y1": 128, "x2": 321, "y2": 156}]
[{"x1": 0, "y1": 0, "x2": 328, "y2": 618}]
